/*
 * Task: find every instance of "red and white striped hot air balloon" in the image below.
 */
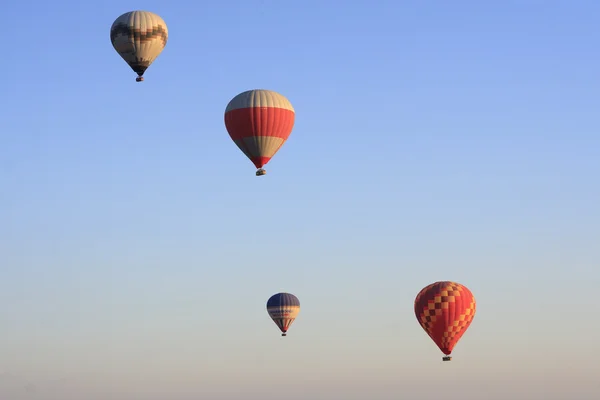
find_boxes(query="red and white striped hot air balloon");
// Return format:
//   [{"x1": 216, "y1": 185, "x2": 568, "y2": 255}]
[{"x1": 224, "y1": 89, "x2": 295, "y2": 176}]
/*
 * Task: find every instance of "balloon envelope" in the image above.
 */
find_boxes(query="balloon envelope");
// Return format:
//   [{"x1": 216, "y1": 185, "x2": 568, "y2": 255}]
[
  {"x1": 224, "y1": 89, "x2": 295, "y2": 171},
  {"x1": 414, "y1": 281, "x2": 476, "y2": 356},
  {"x1": 110, "y1": 10, "x2": 168, "y2": 80},
  {"x1": 266, "y1": 292, "x2": 300, "y2": 335}
]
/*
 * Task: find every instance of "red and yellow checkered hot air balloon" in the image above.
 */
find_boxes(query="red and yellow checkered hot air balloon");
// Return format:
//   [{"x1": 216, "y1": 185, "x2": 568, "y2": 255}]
[
  {"x1": 414, "y1": 281, "x2": 476, "y2": 361},
  {"x1": 224, "y1": 89, "x2": 295, "y2": 176}
]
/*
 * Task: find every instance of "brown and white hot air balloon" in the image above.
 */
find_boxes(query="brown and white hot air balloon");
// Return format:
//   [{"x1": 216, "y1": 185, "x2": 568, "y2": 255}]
[
  {"x1": 224, "y1": 89, "x2": 295, "y2": 176},
  {"x1": 110, "y1": 11, "x2": 168, "y2": 82}
]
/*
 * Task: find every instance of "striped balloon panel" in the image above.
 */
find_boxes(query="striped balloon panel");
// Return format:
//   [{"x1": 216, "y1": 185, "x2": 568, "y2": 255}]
[
  {"x1": 266, "y1": 292, "x2": 300, "y2": 333},
  {"x1": 224, "y1": 90, "x2": 295, "y2": 168},
  {"x1": 110, "y1": 10, "x2": 168, "y2": 75},
  {"x1": 414, "y1": 281, "x2": 476, "y2": 355}
]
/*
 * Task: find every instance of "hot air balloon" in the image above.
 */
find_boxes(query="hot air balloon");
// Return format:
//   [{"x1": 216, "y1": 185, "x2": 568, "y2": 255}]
[
  {"x1": 414, "y1": 281, "x2": 476, "y2": 361},
  {"x1": 266, "y1": 292, "x2": 300, "y2": 336},
  {"x1": 224, "y1": 90, "x2": 295, "y2": 176},
  {"x1": 110, "y1": 11, "x2": 168, "y2": 82}
]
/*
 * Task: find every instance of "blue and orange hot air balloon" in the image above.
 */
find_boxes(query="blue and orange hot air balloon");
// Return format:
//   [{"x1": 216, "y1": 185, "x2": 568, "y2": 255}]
[
  {"x1": 414, "y1": 281, "x2": 476, "y2": 361},
  {"x1": 266, "y1": 292, "x2": 300, "y2": 337},
  {"x1": 224, "y1": 89, "x2": 295, "y2": 176}
]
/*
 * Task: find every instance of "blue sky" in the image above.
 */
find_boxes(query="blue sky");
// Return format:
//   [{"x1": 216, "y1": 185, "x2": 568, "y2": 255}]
[{"x1": 1, "y1": 1, "x2": 599, "y2": 399}]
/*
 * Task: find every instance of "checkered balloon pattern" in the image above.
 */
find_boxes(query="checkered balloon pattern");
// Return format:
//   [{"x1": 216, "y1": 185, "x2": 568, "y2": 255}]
[{"x1": 414, "y1": 281, "x2": 476, "y2": 356}]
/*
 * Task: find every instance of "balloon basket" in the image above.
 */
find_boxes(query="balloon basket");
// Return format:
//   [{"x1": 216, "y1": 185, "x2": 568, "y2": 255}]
[
  {"x1": 442, "y1": 356, "x2": 452, "y2": 362},
  {"x1": 136, "y1": 76, "x2": 144, "y2": 82},
  {"x1": 256, "y1": 169, "x2": 266, "y2": 176},
  {"x1": 281, "y1": 333, "x2": 287, "y2": 337}
]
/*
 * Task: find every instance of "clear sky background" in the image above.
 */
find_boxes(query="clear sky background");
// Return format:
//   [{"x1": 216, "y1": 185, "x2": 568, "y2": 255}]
[{"x1": 1, "y1": 1, "x2": 599, "y2": 399}]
